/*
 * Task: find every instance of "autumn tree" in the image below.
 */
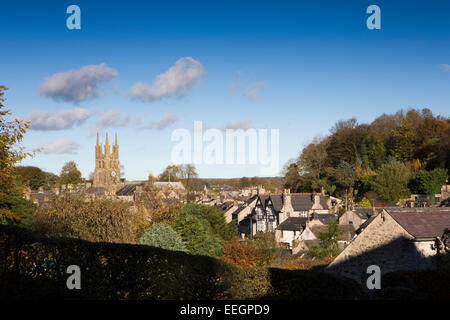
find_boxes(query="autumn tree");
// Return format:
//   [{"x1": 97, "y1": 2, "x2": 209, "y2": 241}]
[
  {"x1": 136, "y1": 183, "x2": 181, "y2": 226},
  {"x1": 372, "y1": 158, "x2": 412, "y2": 201},
  {"x1": 297, "y1": 137, "x2": 330, "y2": 191},
  {"x1": 409, "y1": 168, "x2": 448, "y2": 195},
  {"x1": 15, "y1": 166, "x2": 59, "y2": 190},
  {"x1": 59, "y1": 161, "x2": 82, "y2": 185},
  {"x1": 326, "y1": 118, "x2": 365, "y2": 167},
  {"x1": 332, "y1": 161, "x2": 356, "y2": 210},
  {"x1": 31, "y1": 193, "x2": 144, "y2": 243},
  {"x1": 222, "y1": 240, "x2": 260, "y2": 267},
  {"x1": 390, "y1": 120, "x2": 416, "y2": 162},
  {"x1": 0, "y1": 86, "x2": 35, "y2": 225},
  {"x1": 157, "y1": 165, "x2": 182, "y2": 182},
  {"x1": 283, "y1": 162, "x2": 298, "y2": 190}
]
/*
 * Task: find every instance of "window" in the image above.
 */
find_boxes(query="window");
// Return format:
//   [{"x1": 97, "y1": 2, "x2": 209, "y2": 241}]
[{"x1": 257, "y1": 220, "x2": 266, "y2": 232}]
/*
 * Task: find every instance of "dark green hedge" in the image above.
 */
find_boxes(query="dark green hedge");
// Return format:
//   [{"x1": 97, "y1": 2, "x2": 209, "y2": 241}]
[
  {"x1": 0, "y1": 224, "x2": 250, "y2": 300},
  {"x1": 0, "y1": 225, "x2": 365, "y2": 300}
]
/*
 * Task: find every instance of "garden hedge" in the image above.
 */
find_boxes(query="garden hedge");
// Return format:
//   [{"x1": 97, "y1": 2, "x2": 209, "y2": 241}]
[{"x1": 0, "y1": 225, "x2": 365, "y2": 300}]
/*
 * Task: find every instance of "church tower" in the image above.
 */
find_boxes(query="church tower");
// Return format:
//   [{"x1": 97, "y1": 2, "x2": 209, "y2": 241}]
[{"x1": 93, "y1": 133, "x2": 120, "y2": 189}]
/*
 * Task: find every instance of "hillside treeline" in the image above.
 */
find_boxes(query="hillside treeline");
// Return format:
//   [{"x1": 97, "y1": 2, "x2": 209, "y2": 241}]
[{"x1": 285, "y1": 108, "x2": 449, "y2": 204}]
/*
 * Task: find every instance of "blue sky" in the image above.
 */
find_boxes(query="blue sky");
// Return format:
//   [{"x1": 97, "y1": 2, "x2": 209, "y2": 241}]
[{"x1": 1, "y1": 0, "x2": 449, "y2": 179}]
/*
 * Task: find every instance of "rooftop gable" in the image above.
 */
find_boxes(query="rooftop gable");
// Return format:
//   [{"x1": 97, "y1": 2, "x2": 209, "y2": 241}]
[{"x1": 387, "y1": 209, "x2": 450, "y2": 239}]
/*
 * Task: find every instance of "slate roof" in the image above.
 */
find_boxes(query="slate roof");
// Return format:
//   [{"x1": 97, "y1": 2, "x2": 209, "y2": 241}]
[
  {"x1": 354, "y1": 207, "x2": 373, "y2": 219},
  {"x1": 269, "y1": 195, "x2": 283, "y2": 212},
  {"x1": 231, "y1": 195, "x2": 257, "y2": 217},
  {"x1": 289, "y1": 194, "x2": 311, "y2": 211},
  {"x1": 87, "y1": 186, "x2": 109, "y2": 196},
  {"x1": 259, "y1": 193, "x2": 328, "y2": 212},
  {"x1": 215, "y1": 201, "x2": 234, "y2": 212},
  {"x1": 257, "y1": 195, "x2": 270, "y2": 209},
  {"x1": 30, "y1": 191, "x2": 54, "y2": 207},
  {"x1": 256, "y1": 194, "x2": 284, "y2": 212},
  {"x1": 276, "y1": 217, "x2": 308, "y2": 231},
  {"x1": 387, "y1": 209, "x2": 450, "y2": 239},
  {"x1": 355, "y1": 216, "x2": 376, "y2": 235},
  {"x1": 314, "y1": 213, "x2": 338, "y2": 224},
  {"x1": 116, "y1": 184, "x2": 138, "y2": 196},
  {"x1": 290, "y1": 194, "x2": 329, "y2": 211}
]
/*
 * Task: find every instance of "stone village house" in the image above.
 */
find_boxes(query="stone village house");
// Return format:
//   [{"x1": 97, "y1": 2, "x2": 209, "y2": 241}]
[
  {"x1": 326, "y1": 208, "x2": 450, "y2": 285},
  {"x1": 229, "y1": 190, "x2": 337, "y2": 248}
]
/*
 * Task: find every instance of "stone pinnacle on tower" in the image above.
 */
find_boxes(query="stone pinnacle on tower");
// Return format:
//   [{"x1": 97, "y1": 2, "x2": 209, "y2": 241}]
[{"x1": 104, "y1": 132, "x2": 110, "y2": 154}]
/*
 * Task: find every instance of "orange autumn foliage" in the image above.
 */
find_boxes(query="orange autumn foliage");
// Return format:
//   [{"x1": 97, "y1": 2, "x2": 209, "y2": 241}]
[{"x1": 221, "y1": 240, "x2": 260, "y2": 267}]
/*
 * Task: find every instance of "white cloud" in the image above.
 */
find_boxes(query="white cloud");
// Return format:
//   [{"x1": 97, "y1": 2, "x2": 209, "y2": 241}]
[
  {"x1": 38, "y1": 139, "x2": 80, "y2": 154},
  {"x1": 39, "y1": 63, "x2": 118, "y2": 103},
  {"x1": 139, "y1": 113, "x2": 179, "y2": 130},
  {"x1": 224, "y1": 118, "x2": 254, "y2": 130},
  {"x1": 441, "y1": 64, "x2": 450, "y2": 71},
  {"x1": 128, "y1": 57, "x2": 205, "y2": 102},
  {"x1": 27, "y1": 107, "x2": 97, "y2": 130},
  {"x1": 243, "y1": 81, "x2": 267, "y2": 100},
  {"x1": 96, "y1": 109, "x2": 130, "y2": 130}
]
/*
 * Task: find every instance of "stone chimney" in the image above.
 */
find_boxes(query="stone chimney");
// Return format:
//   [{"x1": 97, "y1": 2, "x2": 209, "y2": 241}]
[
  {"x1": 311, "y1": 194, "x2": 323, "y2": 210},
  {"x1": 372, "y1": 206, "x2": 379, "y2": 217},
  {"x1": 280, "y1": 189, "x2": 293, "y2": 224}
]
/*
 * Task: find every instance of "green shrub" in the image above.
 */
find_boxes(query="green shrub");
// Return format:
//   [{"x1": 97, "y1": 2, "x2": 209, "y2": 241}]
[
  {"x1": 359, "y1": 197, "x2": 372, "y2": 207},
  {"x1": 172, "y1": 203, "x2": 237, "y2": 257},
  {"x1": 139, "y1": 223, "x2": 188, "y2": 253},
  {"x1": 308, "y1": 221, "x2": 342, "y2": 259}
]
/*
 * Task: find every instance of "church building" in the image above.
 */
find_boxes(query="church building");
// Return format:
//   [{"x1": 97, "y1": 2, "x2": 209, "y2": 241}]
[{"x1": 93, "y1": 133, "x2": 121, "y2": 190}]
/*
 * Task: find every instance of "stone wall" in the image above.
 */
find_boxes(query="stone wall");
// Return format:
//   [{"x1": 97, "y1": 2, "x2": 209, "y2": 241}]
[
  {"x1": 326, "y1": 211, "x2": 436, "y2": 285},
  {"x1": 339, "y1": 211, "x2": 365, "y2": 229}
]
